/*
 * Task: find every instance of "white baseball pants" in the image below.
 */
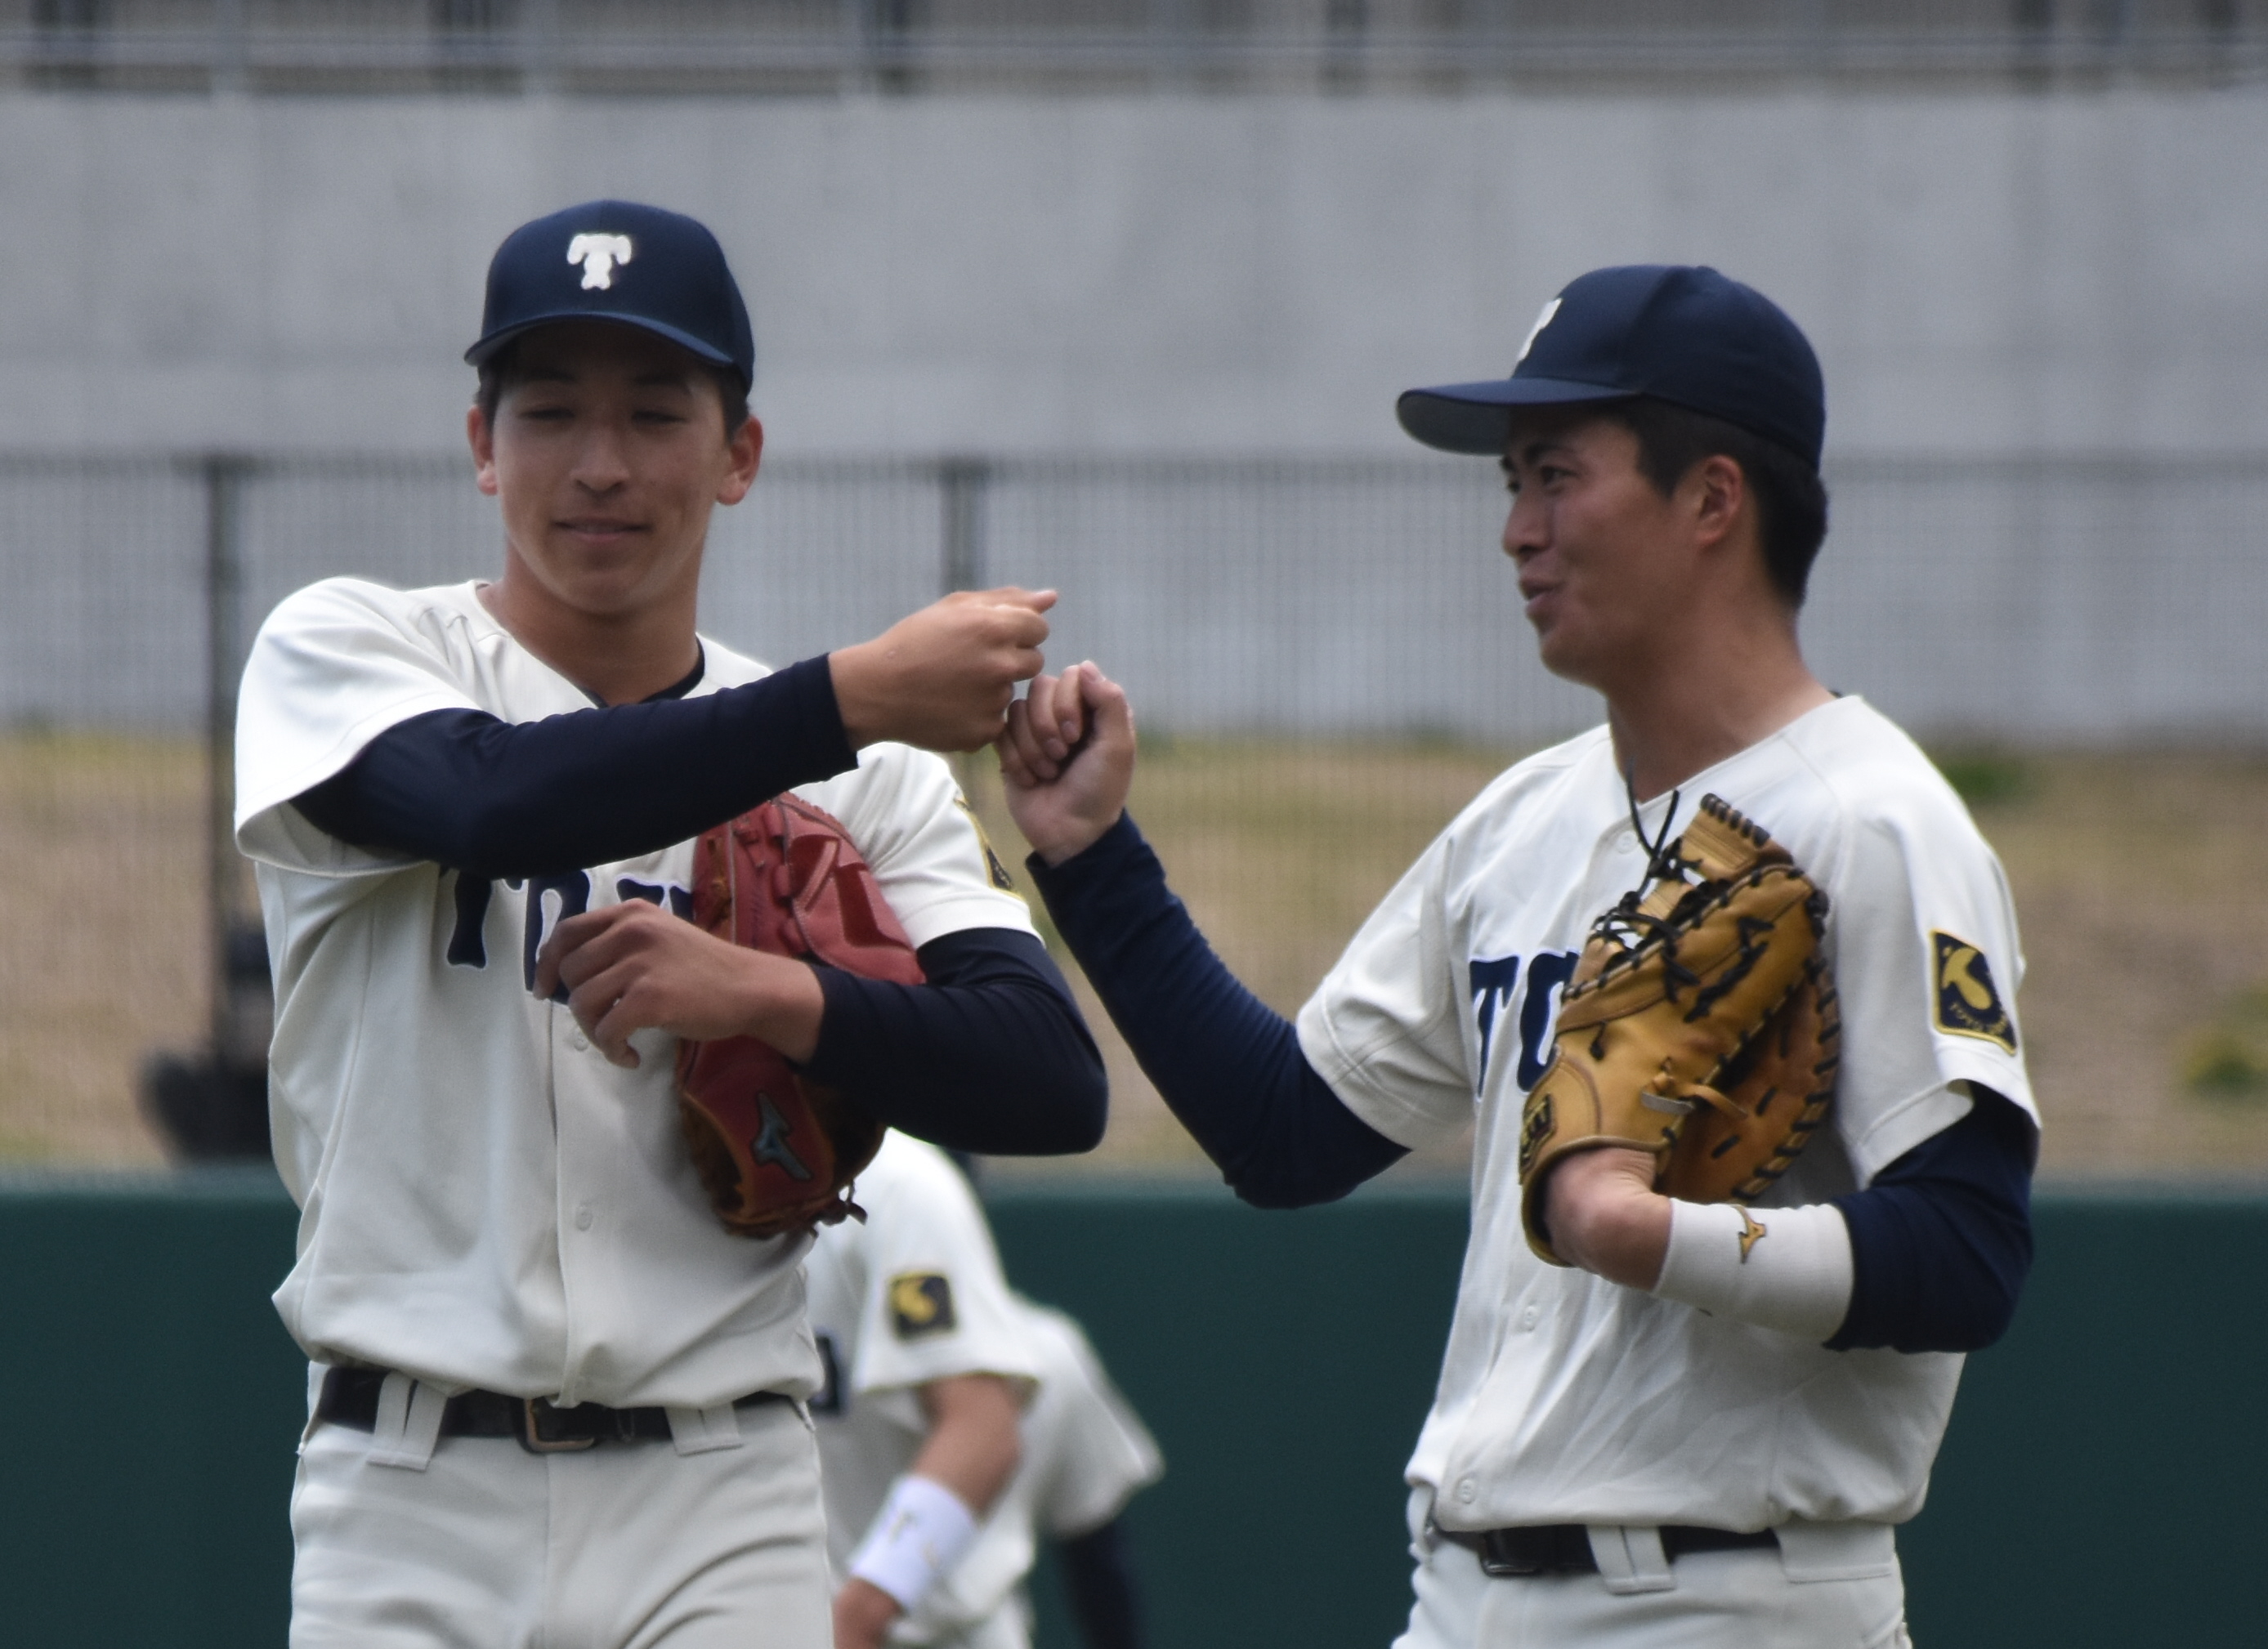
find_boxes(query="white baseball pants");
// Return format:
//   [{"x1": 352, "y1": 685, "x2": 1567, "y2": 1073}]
[
  {"x1": 914, "y1": 1602, "x2": 1031, "y2": 1649},
  {"x1": 289, "y1": 1375, "x2": 833, "y2": 1649},
  {"x1": 1395, "y1": 1490, "x2": 1912, "y2": 1649}
]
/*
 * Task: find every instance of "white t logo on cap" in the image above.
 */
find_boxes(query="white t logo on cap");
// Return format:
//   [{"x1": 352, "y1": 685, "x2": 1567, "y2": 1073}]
[
  {"x1": 1514, "y1": 297, "x2": 1562, "y2": 366},
  {"x1": 566, "y1": 233, "x2": 634, "y2": 291}
]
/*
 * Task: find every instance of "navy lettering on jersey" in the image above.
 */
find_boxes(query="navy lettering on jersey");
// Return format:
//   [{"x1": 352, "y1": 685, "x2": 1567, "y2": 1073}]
[
  {"x1": 811, "y1": 1330, "x2": 844, "y2": 1416},
  {"x1": 447, "y1": 872, "x2": 491, "y2": 968},
  {"x1": 616, "y1": 877, "x2": 695, "y2": 921},
  {"x1": 1516, "y1": 950, "x2": 1580, "y2": 1091},
  {"x1": 520, "y1": 872, "x2": 593, "y2": 997},
  {"x1": 1470, "y1": 955, "x2": 1522, "y2": 1093}
]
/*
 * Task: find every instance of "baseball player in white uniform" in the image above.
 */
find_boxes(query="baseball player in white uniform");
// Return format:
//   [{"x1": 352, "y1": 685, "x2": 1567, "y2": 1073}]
[
  {"x1": 235, "y1": 200, "x2": 1107, "y2": 1647},
  {"x1": 995, "y1": 266, "x2": 2037, "y2": 1647},
  {"x1": 1000, "y1": 1297, "x2": 1163, "y2": 1649},
  {"x1": 805, "y1": 1133, "x2": 1162, "y2": 1649}
]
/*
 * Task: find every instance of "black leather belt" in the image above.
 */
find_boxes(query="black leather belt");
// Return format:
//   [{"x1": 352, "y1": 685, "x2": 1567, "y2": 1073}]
[
  {"x1": 317, "y1": 1366, "x2": 790, "y2": 1455},
  {"x1": 1432, "y1": 1520, "x2": 1778, "y2": 1577}
]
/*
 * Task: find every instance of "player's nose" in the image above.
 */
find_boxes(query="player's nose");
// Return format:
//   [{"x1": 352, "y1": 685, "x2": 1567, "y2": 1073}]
[
  {"x1": 570, "y1": 422, "x2": 633, "y2": 492},
  {"x1": 1501, "y1": 493, "x2": 1548, "y2": 560}
]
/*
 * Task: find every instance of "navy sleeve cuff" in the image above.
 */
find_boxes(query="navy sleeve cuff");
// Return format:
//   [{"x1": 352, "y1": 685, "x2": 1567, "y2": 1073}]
[
  {"x1": 1827, "y1": 1087, "x2": 2037, "y2": 1354},
  {"x1": 1028, "y1": 813, "x2": 1403, "y2": 1208},
  {"x1": 803, "y1": 927, "x2": 1107, "y2": 1156},
  {"x1": 292, "y1": 654, "x2": 858, "y2": 879}
]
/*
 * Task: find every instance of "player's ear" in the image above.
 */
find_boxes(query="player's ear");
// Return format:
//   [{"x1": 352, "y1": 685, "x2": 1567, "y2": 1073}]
[
  {"x1": 1689, "y1": 453, "x2": 1745, "y2": 551},
  {"x1": 467, "y1": 404, "x2": 501, "y2": 498},
  {"x1": 718, "y1": 414, "x2": 763, "y2": 507}
]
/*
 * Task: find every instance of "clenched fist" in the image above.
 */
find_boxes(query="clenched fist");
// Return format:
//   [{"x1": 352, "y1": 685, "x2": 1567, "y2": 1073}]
[
  {"x1": 996, "y1": 661, "x2": 1137, "y2": 866},
  {"x1": 830, "y1": 588, "x2": 1056, "y2": 753}
]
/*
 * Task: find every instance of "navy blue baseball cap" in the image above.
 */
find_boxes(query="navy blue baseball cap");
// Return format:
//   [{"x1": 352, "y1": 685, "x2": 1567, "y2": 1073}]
[
  {"x1": 1396, "y1": 266, "x2": 1824, "y2": 470},
  {"x1": 465, "y1": 199, "x2": 756, "y2": 391}
]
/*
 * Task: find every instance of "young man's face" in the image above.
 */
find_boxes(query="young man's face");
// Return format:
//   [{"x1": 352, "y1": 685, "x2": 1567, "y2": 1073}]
[
  {"x1": 1499, "y1": 410, "x2": 1702, "y2": 693},
  {"x1": 469, "y1": 321, "x2": 760, "y2": 622}
]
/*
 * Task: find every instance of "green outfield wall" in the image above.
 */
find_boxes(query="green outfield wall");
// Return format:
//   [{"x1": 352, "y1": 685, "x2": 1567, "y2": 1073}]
[{"x1": 0, "y1": 1173, "x2": 2257, "y2": 1648}]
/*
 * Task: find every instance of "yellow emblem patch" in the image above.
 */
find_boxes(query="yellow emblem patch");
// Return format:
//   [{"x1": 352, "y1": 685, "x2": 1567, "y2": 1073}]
[
  {"x1": 953, "y1": 795, "x2": 1023, "y2": 896},
  {"x1": 888, "y1": 1272, "x2": 957, "y2": 1339},
  {"x1": 1931, "y1": 932, "x2": 2017, "y2": 1053}
]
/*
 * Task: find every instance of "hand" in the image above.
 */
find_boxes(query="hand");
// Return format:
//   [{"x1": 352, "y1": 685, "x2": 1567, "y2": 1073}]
[
  {"x1": 996, "y1": 662, "x2": 1136, "y2": 866},
  {"x1": 832, "y1": 1579, "x2": 901, "y2": 1649},
  {"x1": 532, "y1": 900, "x2": 825, "y2": 1067},
  {"x1": 1541, "y1": 1146, "x2": 1673, "y2": 1289},
  {"x1": 830, "y1": 588, "x2": 1056, "y2": 753}
]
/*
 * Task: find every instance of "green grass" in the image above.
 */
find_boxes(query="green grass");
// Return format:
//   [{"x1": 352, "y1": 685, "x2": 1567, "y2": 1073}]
[{"x1": 1929, "y1": 749, "x2": 2038, "y2": 808}]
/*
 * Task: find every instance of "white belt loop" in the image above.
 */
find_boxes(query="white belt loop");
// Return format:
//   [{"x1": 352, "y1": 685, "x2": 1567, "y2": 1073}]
[
  {"x1": 1587, "y1": 1525, "x2": 1675, "y2": 1595},
  {"x1": 1776, "y1": 1520, "x2": 1898, "y2": 1584},
  {"x1": 366, "y1": 1373, "x2": 449, "y2": 1472},
  {"x1": 298, "y1": 1363, "x2": 328, "y2": 1454},
  {"x1": 666, "y1": 1401, "x2": 745, "y2": 1455},
  {"x1": 1409, "y1": 1487, "x2": 1441, "y2": 1567}
]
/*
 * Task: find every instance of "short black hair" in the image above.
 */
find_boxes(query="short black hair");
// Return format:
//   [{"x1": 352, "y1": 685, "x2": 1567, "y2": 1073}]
[
  {"x1": 473, "y1": 335, "x2": 751, "y2": 443},
  {"x1": 1595, "y1": 396, "x2": 1830, "y2": 607}
]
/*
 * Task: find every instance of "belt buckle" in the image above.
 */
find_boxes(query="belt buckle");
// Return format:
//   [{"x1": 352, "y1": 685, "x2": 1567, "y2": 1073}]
[
  {"x1": 1477, "y1": 1531, "x2": 1547, "y2": 1578},
  {"x1": 518, "y1": 1396, "x2": 599, "y2": 1454}
]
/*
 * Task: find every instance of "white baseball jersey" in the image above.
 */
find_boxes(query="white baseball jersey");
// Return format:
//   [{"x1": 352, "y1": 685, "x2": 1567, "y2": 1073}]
[
  {"x1": 234, "y1": 576, "x2": 1034, "y2": 1410},
  {"x1": 803, "y1": 1132, "x2": 1042, "y2": 1644},
  {"x1": 1297, "y1": 695, "x2": 2033, "y2": 1533},
  {"x1": 1000, "y1": 1295, "x2": 1162, "y2": 1543}
]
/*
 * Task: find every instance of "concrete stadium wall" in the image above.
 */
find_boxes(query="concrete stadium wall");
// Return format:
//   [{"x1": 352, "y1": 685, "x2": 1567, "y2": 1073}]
[
  {"x1": 2, "y1": 85, "x2": 2266, "y2": 459},
  {"x1": 0, "y1": 1172, "x2": 2260, "y2": 1648}
]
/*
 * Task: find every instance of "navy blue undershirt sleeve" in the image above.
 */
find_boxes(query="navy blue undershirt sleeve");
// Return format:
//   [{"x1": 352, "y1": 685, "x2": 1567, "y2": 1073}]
[
  {"x1": 1057, "y1": 1517, "x2": 1145, "y2": 1649},
  {"x1": 1827, "y1": 1087, "x2": 2037, "y2": 1353},
  {"x1": 290, "y1": 654, "x2": 855, "y2": 880},
  {"x1": 1036, "y1": 816, "x2": 2034, "y2": 1350},
  {"x1": 291, "y1": 655, "x2": 1102, "y2": 1155},
  {"x1": 804, "y1": 927, "x2": 1107, "y2": 1156},
  {"x1": 1027, "y1": 812, "x2": 1406, "y2": 1206}
]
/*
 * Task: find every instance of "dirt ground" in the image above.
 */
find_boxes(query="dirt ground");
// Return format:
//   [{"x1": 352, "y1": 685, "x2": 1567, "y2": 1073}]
[
  {"x1": 0, "y1": 733, "x2": 204, "y2": 1165},
  {"x1": 1936, "y1": 750, "x2": 2268, "y2": 1180},
  {"x1": 7, "y1": 733, "x2": 2268, "y2": 1183}
]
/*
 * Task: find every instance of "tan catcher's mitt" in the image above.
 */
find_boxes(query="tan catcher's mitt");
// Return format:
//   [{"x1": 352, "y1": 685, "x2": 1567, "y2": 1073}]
[
  {"x1": 1518, "y1": 793, "x2": 1841, "y2": 1265},
  {"x1": 676, "y1": 794, "x2": 924, "y2": 1239}
]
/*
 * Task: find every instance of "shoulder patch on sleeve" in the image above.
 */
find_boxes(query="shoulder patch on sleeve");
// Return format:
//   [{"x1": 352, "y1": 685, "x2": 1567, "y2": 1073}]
[
  {"x1": 888, "y1": 1272, "x2": 958, "y2": 1338},
  {"x1": 1931, "y1": 932, "x2": 2017, "y2": 1052},
  {"x1": 953, "y1": 795, "x2": 1021, "y2": 894}
]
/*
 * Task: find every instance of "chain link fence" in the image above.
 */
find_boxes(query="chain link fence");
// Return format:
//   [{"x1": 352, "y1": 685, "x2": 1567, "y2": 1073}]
[
  {"x1": 6, "y1": 449, "x2": 2268, "y2": 1174},
  {"x1": 6, "y1": 0, "x2": 2267, "y2": 94}
]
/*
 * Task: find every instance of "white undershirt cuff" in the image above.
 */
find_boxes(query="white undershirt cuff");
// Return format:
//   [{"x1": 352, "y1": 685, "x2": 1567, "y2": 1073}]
[
  {"x1": 847, "y1": 1472, "x2": 980, "y2": 1613},
  {"x1": 1652, "y1": 1200, "x2": 1854, "y2": 1343}
]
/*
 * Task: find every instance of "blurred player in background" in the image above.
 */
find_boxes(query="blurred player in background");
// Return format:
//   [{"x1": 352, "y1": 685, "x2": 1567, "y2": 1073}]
[
  {"x1": 1000, "y1": 1296, "x2": 1160, "y2": 1649},
  {"x1": 808, "y1": 1131, "x2": 1161, "y2": 1649},
  {"x1": 234, "y1": 199, "x2": 1106, "y2": 1647},
  {"x1": 995, "y1": 266, "x2": 2035, "y2": 1647}
]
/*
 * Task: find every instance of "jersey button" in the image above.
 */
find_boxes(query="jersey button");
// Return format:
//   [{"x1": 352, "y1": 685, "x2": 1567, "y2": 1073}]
[
  {"x1": 1520, "y1": 1305, "x2": 1540, "y2": 1330},
  {"x1": 575, "y1": 1204, "x2": 594, "y2": 1231},
  {"x1": 1455, "y1": 1479, "x2": 1478, "y2": 1504},
  {"x1": 570, "y1": 1030, "x2": 590, "y2": 1052}
]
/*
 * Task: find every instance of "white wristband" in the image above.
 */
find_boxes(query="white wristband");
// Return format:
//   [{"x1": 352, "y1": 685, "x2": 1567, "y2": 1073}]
[
  {"x1": 1652, "y1": 1200, "x2": 1854, "y2": 1342},
  {"x1": 848, "y1": 1473, "x2": 980, "y2": 1613}
]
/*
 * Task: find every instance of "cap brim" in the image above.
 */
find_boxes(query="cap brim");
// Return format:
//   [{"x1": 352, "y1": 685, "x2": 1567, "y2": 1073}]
[
  {"x1": 463, "y1": 311, "x2": 740, "y2": 377},
  {"x1": 1395, "y1": 376, "x2": 1632, "y2": 455}
]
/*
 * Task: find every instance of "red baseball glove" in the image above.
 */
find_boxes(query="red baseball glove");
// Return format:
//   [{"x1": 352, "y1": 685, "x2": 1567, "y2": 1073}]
[{"x1": 675, "y1": 794, "x2": 924, "y2": 1239}]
